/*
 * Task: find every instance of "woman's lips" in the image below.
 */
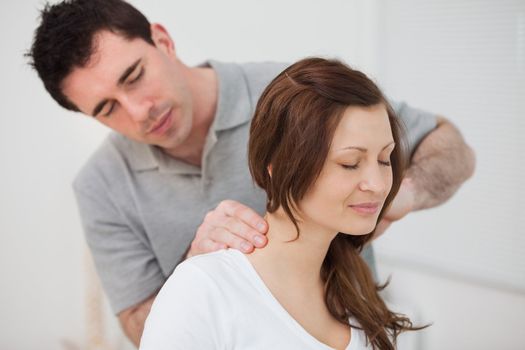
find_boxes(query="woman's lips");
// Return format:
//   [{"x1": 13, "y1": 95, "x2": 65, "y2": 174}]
[
  {"x1": 349, "y1": 202, "x2": 380, "y2": 215},
  {"x1": 149, "y1": 108, "x2": 173, "y2": 135}
]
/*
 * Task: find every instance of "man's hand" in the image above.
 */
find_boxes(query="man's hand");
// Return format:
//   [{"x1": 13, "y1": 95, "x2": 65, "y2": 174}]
[
  {"x1": 187, "y1": 200, "x2": 268, "y2": 258},
  {"x1": 374, "y1": 177, "x2": 416, "y2": 238},
  {"x1": 374, "y1": 116, "x2": 475, "y2": 238}
]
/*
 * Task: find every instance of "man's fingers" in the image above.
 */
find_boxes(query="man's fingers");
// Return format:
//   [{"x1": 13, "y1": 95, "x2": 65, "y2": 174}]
[
  {"x1": 188, "y1": 200, "x2": 268, "y2": 258},
  {"x1": 203, "y1": 203, "x2": 267, "y2": 248},
  {"x1": 218, "y1": 200, "x2": 267, "y2": 234},
  {"x1": 222, "y1": 216, "x2": 267, "y2": 248},
  {"x1": 210, "y1": 226, "x2": 254, "y2": 253},
  {"x1": 197, "y1": 238, "x2": 227, "y2": 254}
]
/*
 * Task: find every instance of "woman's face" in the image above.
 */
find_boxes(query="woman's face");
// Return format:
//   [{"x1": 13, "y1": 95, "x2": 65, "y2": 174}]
[{"x1": 298, "y1": 104, "x2": 395, "y2": 236}]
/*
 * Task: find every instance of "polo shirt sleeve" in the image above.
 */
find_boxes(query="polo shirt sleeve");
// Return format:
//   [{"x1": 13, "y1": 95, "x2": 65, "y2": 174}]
[
  {"x1": 139, "y1": 262, "x2": 225, "y2": 349},
  {"x1": 390, "y1": 100, "x2": 438, "y2": 156},
  {"x1": 73, "y1": 167, "x2": 165, "y2": 315}
]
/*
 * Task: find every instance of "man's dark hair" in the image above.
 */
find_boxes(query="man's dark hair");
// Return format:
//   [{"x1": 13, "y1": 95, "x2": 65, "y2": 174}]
[{"x1": 26, "y1": 0, "x2": 154, "y2": 111}]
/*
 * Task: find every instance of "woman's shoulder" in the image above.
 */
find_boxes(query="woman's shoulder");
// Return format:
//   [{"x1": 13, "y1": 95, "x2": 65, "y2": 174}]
[
  {"x1": 141, "y1": 250, "x2": 240, "y2": 349},
  {"x1": 145, "y1": 250, "x2": 242, "y2": 327},
  {"x1": 165, "y1": 249, "x2": 246, "y2": 291},
  {"x1": 177, "y1": 248, "x2": 242, "y2": 272}
]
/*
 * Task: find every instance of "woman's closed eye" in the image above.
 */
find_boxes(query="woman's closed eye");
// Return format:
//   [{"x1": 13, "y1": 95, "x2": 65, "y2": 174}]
[
  {"x1": 340, "y1": 160, "x2": 391, "y2": 170},
  {"x1": 341, "y1": 163, "x2": 359, "y2": 170}
]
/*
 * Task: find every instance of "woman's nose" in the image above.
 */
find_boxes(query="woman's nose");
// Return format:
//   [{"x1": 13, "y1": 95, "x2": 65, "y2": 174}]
[{"x1": 358, "y1": 164, "x2": 388, "y2": 194}]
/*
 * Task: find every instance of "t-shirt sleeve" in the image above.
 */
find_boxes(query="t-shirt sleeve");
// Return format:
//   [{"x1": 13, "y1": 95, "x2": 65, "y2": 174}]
[
  {"x1": 390, "y1": 100, "x2": 438, "y2": 155},
  {"x1": 139, "y1": 262, "x2": 225, "y2": 350},
  {"x1": 73, "y1": 170, "x2": 165, "y2": 315}
]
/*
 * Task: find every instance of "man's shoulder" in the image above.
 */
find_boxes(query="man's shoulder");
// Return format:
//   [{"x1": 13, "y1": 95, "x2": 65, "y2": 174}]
[
  {"x1": 236, "y1": 61, "x2": 289, "y2": 97},
  {"x1": 237, "y1": 61, "x2": 289, "y2": 79},
  {"x1": 212, "y1": 60, "x2": 289, "y2": 101}
]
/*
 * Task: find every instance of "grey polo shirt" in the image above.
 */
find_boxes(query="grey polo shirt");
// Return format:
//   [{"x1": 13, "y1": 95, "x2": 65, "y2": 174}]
[{"x1": 73, "y1": 60, "x2": 437, "y2": 314}]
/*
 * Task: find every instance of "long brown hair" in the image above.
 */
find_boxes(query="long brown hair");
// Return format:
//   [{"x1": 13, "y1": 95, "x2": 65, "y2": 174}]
[{"x1": 248, "y1": 57, "x2": 425, "y2": 349}]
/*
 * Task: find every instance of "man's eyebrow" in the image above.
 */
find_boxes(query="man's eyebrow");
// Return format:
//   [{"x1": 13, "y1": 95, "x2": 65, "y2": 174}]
[
  {"x1": 339, "y1": 141, "x2": 396, "y2": 152},
  {"x1": 91, "y1": 59, "x2": 142, "y2": 116}
]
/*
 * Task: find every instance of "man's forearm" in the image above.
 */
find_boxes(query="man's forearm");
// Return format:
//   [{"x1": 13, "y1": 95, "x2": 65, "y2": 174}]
[
  {"x1": 118, "y1": 293, "x2": 157, "y2": 347},
  {"x1": 405, "y1": 116, "x2": 476, "y2": 210}
]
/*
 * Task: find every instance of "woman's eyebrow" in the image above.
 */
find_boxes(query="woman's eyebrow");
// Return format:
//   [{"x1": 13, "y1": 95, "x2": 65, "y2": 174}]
[{"x1": 338, "y1": 141, "x2": 395, "y2": 152}]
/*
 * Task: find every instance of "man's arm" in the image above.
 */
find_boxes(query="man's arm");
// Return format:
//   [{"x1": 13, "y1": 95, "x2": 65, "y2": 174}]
[
  {"x1": 118, "y1": 293, "x2": 157, "y2": 347},
  {"x1": 73, "y1": 141, "x2": 169, "y2": 348},
  {"x1": 405, "y1": 116, "x2": 476, "y2": 210},
  {"x1": 375, "y1": 116, "x2": 476, "y2": 235}
]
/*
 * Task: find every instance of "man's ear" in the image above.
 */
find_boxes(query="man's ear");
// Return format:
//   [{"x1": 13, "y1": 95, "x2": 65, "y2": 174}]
[{"x1": 150, "y1": 23, "x2": 176, "y2": 57}]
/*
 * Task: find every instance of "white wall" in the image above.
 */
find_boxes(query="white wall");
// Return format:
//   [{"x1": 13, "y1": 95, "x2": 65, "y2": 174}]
[
  {"x1": 1, "y1": 0, "x2": 522, "y2": 349},
  {"x1": 0, "y1": 1, "x2": 107, "y2": 349},
  {"x1": 373, "y1": 0, "x2": 525, "y2": 349}
]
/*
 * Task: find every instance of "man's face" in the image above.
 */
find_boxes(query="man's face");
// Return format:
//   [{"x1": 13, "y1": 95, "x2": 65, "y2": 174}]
[
  {"x1": 298, "y1": 104, "x2": 395, "y2": 236},
  {"x1": 62, "y1": 26, "x2": 193, "y2": 150}
]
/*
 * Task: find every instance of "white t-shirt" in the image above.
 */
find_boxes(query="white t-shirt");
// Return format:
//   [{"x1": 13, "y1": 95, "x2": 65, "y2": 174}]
[{"x1": 140, "y1": 249, "x2": 373, "y2": 350}]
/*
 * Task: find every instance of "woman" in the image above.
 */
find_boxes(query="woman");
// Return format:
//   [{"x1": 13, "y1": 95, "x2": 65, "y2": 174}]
[{"x1": 140, "y1": 58, "x2": 424, "y2": 350}]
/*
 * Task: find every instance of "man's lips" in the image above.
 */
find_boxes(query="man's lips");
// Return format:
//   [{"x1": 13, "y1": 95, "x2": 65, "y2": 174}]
[
  {"x1": 348, "y1": 202, "x2": 380, "y2": 215},
  {"x1": 147, "y1": 108, "x2": 173, "y2": 135}
]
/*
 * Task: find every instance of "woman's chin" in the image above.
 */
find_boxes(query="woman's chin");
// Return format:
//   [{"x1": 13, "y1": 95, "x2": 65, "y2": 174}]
[{"x1": 338, "y1": 220, "x2": 378, "y2": 236}]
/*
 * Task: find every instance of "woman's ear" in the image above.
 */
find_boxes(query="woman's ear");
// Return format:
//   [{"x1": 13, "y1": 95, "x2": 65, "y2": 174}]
[
  {"x1": 150, "y1": 23, "x2": 176, "y2": 57},
  {"x1": 267, "y1": 165, "x2": 273, "y2": 177}
]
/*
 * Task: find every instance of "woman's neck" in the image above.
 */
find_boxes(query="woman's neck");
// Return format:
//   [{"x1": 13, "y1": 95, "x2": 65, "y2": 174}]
[{"x1": 246, "y1": 208, "x2": 338, "y2": 292}]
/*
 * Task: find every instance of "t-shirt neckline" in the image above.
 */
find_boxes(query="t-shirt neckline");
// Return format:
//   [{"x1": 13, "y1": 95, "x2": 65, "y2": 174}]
[{"x1": 226, "y1": 248, "x2": 359, "y2": 350}]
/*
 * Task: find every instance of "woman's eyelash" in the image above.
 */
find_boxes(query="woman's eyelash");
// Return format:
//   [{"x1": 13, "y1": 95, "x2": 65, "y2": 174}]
[
  {"x1": 341, "y1": 160, "x2": 391, "y2": 170},
  {"x1": 341, "y1": 163, "x2": 359, "y2": 170}
]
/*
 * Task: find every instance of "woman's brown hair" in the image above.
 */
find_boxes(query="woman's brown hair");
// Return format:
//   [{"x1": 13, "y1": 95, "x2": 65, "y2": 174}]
[{"x1": 248, "y1": 57, "x2": 425, "y2": 349}]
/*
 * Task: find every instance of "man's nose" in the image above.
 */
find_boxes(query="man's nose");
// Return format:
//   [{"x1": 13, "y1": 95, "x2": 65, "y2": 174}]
[
  {"x1": 358, "y1": 163, "x2": 388, "y2": 194},
  {"x1": 120, "y1": 93, "x2": 153, "y2": 123}
]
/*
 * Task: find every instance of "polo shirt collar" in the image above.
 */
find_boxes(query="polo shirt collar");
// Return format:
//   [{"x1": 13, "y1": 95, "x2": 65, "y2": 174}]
[
  {"x1": 208, "y1": 60, "x2": 253, "y2": 131},
  {"x1": 129, "y1": 60, "x2": 253, "y2": 174}
]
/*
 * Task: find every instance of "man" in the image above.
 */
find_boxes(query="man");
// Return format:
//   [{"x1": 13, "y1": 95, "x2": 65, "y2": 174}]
[{"x1": 27, "y1": 0, "x2": 475, "y2": 347}]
